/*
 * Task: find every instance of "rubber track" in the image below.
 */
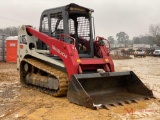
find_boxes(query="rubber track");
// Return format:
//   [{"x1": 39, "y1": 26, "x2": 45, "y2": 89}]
[{"x1": 23, "y1": 58, "x2": 68, "y2": 96}]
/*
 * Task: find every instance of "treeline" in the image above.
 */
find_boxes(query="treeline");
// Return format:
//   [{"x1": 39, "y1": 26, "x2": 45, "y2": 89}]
[
  {"x1": 1, "y1": 24, "x2": 160, "y2": 46},
  {"x1": 132, "y1": 35, "x2": 155, "y2": 45},
  {"x1": 108, "y1": 24, "x2": 160, "y2": 46},
  {"x1": 0, "y1": 26, "x2": 19, "y2": 36}
]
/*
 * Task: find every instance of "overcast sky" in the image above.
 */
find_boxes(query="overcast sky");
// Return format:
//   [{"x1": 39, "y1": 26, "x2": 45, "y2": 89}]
[{"x1": 0, "y1": 0, "x2": 160, "y2": 39}]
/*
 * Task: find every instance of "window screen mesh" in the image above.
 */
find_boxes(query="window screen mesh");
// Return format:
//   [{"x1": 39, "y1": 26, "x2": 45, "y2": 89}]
[
  {"x1": 68, "y1": 17, "x2": 90, "y2": 41},
  {"x1": 42, "y1": 16, "x2": 49, "y2": 32},
  {"x1": 69, "y1": 19, "x2": 75, "y2": 34},
  {"x1": 50, "y1": 12, "x2": 63, "y2": 39},
  {"x1": 77, "y1": 17, "x2": 90, "y2": 40},
  {"x1": 68, "y1": 17, "x2": 91, "y2": 54}
]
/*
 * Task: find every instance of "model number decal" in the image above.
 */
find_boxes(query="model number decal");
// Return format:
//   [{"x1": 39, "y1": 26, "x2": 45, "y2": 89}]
[{"x1": 52, "y1": 45, "x2": 67, "y2": 59}]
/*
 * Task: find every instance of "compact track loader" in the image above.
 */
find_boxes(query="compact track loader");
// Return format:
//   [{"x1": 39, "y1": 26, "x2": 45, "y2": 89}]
[{"x1": 17, "y1": 3, "x2": 154, "y2": 109}]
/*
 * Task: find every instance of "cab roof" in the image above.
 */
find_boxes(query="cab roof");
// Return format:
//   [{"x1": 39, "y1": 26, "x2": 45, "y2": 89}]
[{"x1": 42, "y1": 3, "x2": 94, "y2": 14}]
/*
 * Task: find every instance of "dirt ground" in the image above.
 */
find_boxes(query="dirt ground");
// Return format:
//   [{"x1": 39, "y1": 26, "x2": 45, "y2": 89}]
[{"x1": 0, "y1": 56, "x2": 160, "y2": 120}]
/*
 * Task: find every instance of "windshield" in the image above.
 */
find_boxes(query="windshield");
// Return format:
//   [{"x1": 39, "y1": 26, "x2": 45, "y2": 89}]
[{"x1": 68, "y1": 13, "x2": 93, "y2": 57}]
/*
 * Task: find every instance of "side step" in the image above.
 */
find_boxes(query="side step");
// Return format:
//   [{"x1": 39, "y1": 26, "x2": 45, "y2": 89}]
[{"x1": 67, "y1": 71, "x2": 154, "y2": 109}]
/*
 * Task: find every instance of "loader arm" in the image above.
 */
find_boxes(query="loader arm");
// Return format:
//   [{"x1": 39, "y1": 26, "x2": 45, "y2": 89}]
[
  {"x1": 26, "y1": 26, "x2": 80, "y2": 79},
  {"x1": 26, "y1": 26, "x2": 113, "y2": 79}
]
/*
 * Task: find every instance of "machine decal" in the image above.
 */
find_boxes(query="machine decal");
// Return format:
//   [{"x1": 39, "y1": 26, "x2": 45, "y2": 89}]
[
  {"x1": 70, "y1": 7, "x2": 85, "y2": 12},
  {"x1": 76, "y1": 59, "x2": 81, "y2": 63},
  {"x1": 20, "y1": 45, "x2": 23, "y2": 49},
  {"x1": 19, "y1": 35, "x2": 27, "y2": 44},
  {"x1": 52, "y1": 45, "x2": 67, "y2": 58},
  {"x1": 105, "y1": 58, "x2": 109, "y2": 62}
]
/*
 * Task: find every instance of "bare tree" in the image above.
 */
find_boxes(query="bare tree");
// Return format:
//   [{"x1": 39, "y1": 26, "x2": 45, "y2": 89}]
[
  {"x1": 149, "y1": 24, "x2": 160, "y2": 45},
  {"x1": 133, "y1": 35, "x2": 155, "y2": 45},
  {"x1": 0, "y1": 26, "x2": 19, "y2": 36},
  {"x1": 116, "y1": 32, "x2": 129, "y2": 46},
  {"x1": 108, "y1": 36, "x2": 115, "y2": 44}
]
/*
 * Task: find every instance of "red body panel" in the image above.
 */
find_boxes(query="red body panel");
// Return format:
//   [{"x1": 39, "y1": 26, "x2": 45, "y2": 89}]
[{"x1": 26, "y1": 27, "x2": 114, "y2": 80}]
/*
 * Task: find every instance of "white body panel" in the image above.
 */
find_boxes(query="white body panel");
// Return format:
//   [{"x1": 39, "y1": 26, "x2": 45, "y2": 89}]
[{"x1": 17, "y1": 25, "x2": 65, "y2": 70}]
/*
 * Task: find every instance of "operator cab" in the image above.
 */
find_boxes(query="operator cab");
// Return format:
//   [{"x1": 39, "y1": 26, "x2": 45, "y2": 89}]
[{"x1": 38, "y1": 3, "x2": 95, "y2": 58}]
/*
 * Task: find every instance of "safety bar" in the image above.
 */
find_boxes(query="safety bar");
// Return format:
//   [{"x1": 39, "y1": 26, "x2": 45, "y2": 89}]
[
  {"x1": 96, "y1": 36, "x2": 110, "y2": 51},
  {"x1": 59, "y1": 34, "x2": 76, "y2": 48}
]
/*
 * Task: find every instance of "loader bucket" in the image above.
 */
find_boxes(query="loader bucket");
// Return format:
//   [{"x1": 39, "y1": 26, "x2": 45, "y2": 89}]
[{"x1": 67, "y1": 71, "x2": 154, "y2": 109}]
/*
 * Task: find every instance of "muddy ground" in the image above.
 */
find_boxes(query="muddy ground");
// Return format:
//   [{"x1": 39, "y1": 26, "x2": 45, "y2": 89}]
[{"x1": 0, "y1": 56, "x2": 160, "y2": 120}]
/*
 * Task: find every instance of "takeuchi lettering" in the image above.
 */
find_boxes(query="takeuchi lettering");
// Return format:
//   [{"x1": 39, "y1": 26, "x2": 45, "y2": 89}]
[{"x1": 52, "y1": 45, "x2": 67, "y2": 58}]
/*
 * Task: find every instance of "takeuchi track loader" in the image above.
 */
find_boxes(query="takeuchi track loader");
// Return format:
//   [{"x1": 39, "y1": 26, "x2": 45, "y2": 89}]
[{"x1": 17, "y1": 3, "x2": 154, "y2": 109}]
